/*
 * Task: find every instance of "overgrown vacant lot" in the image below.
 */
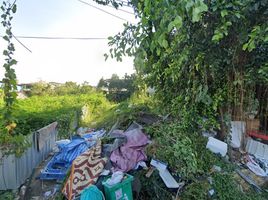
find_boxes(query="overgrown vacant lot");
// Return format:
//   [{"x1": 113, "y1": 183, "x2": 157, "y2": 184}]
[{"x1": 2, "y1": 93, "x2": 112, "y2": 136}]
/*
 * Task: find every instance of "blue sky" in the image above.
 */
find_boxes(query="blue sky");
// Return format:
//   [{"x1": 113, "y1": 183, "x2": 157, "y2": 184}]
[{"x1": 0, "y1": 0, "x2": 136, "y2": 85}]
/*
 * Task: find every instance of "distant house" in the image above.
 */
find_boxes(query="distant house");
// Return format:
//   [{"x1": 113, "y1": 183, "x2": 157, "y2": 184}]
[
  {"x1": 0, "y1": 81, "x2": 32, "y2": 99},
  {"x1": 17, "y1": 83, "x2": 33, "y2": 92}
]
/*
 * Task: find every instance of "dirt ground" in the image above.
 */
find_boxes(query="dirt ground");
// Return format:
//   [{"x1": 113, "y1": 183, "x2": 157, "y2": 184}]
[{"x1": 23, "y1": 154, "x2": 63, "y2": 200}]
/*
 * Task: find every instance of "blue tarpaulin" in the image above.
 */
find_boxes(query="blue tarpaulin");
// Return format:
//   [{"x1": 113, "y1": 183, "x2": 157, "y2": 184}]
[{"x1": 39, "y1": 130, "x2": 106, "y2": 180}]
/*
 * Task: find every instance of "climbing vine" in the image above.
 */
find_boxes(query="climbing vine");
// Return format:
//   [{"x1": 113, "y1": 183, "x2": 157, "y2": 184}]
[
  {"x1": 1, "y1": 0, "x2": 18, "y2": 132},
  {"x1": 0, "y1": 1, "x2": 30, "y2": 157}
]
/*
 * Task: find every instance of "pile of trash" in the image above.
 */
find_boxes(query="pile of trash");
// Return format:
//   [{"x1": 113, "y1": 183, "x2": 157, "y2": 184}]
[
  {"x1": 38, "y1": 122, "x2": 162, "y2": 199},
  {"x1": 37, "y1": 119, "x2": 268, "y2": 200},
  {"x1": 203, "y1": 121, "x2": 268, "y2": 196}
]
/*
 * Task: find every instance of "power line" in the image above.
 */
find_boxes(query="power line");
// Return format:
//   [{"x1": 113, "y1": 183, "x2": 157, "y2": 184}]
[
  {"x1": 12, "y1": 34, "x2": 32, "y2": 53},
  {"x1": 78, "y1": 0, "x2": 131, "y2": 22},
  {"x1": 106, "y1": 4, "x2": 134, "y2": 15},
  {"x1": 13, "y1": 36, "x2": 108, "y2": 40}
]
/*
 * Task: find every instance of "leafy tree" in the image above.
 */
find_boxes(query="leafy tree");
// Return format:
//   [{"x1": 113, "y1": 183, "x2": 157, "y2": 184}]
[
  {"x1": 30, "y1": 81, "x2": 54, "y2": 96},
  {"x1": 80, "y1": 81, "x2": 94, "y2": 94},
  {"x1": 97, "y1": 73, "x2": 136, "y2": 102},
  {"x1": 96, "y1": 0, "x2": 268, "y2": 138}
]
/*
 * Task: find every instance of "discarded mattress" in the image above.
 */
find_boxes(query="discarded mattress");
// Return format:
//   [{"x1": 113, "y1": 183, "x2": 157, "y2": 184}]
[
  {"x1": 62, "y1": 141, "x2": 107, "y2": 200},
  {"x1": 110, "y1": 128, "x2": 149, "y2": 172}
]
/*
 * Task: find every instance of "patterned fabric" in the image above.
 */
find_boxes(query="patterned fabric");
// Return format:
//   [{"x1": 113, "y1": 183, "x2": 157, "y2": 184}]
[{"x1": 62, "y1": 141, "x2": 107, "y2": 200}]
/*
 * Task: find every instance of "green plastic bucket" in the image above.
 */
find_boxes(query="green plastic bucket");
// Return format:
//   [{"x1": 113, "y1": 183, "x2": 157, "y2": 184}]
[{"x1": 102, "y1": 174, "x2": 134, "y2": 200}]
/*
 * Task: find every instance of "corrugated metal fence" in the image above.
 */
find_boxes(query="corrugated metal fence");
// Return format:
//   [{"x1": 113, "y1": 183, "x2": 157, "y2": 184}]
[{"x1": 0, "y1": 122, "x2": 58, "y2": 190}]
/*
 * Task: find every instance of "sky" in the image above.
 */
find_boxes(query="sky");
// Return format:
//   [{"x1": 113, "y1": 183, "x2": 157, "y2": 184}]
[{"x1": 0, "y1": 0, "x2": 137, "y2": 86}]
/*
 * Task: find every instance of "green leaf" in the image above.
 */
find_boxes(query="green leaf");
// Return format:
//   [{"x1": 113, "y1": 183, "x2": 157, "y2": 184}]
[
  {"x1": 220, "y1": 10, "x2": 228, "y2": 17},
  {"x1": 242, "y1": 43, "x2": 248, "y2": 50},
  {"x1": 1, "y1": 14, "x2": 7, "y2": 20},
  {"x1": 162, "y1": 39, "x2": 168, "y2": 48},
  {"x1": 247, "y1": 41, "x2": 255, "y2": 52},
  {"x1": 174, "y1": 16, "x2": 182, "y2": 29},
  {"x1": 234, "y1": 13, "x2": 241, "y2": 18},
  {"x1": 226, "y1": 21, "x2": 232, "y2": 26},
  {"x1": 212, "y1": 32, "x2": 223, "y2": 42},
  {"x1": 168, "y1": 16, "x2": 182, "y2": 32},
  {"x1": 264, "y1": 35, "x2": 268, "y2": 42},
  {"x1": 157, "y1": 33, "x2": 168, "y2": 48},
  {"x1": 192, "y1": 2, "x2": 208, "y2": 22},
  {"x1": 9, "y1": 59, "x2": 18, "y2": 66},
  {"x1": 3, "y1": 50, "x2": 9, "y2": 56},
  {"x1": 3, "y1": 35, "x2": 9, "y2": 41},
  {"x1": 12, "y1": 4, "x2": 17, "y2": 13},
  {"x1": 192, "y1": 7, "x2": 201, "y2": 22}
]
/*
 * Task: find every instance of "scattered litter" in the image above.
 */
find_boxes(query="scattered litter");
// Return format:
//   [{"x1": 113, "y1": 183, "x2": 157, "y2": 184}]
[
  {"x1": 150, "y1": 159, "x2": 167, "y2": 171},
  {"x1": 234, "y1": 168, "x2": 267, "y2": 194},
  {"x1": 106, "y1": 171, "x2": 124, "y2": 186},
  {"x1": 243, "y1": 155, "x2": 268, "y2": 177},
  {"x1": 145, "y1": 167, "x2": 155, "y2": 178},
  {"x1": 208, "y1": 188, "x2": 215, "y2": 198},
  {"x1": 43, "y1": 184, "x2": 61, "y2": 199},
  {"x1": 134, "y1": 161, "x2": 148, "y2": 170},
  {"x1": 212, "y1": 165, "x2": 222, "y2": 173},
  {"x1": 100, "y1": 169, "x2": 111, "y2": 176},
  {"x1": 202, "y1": 131, "x2": 217, "y2": 138},
  {"x1": 159, "y1": 169, "x2": 180, "y2": 189},
  {"x1": 206, "y1": 137, "x2": 227, "y2": 157},
  {"x1": 207, "y1": 177, "x2": 213, "y2": 185},
  {"x1": 43, "y1": 191, "x2": 52, "y2": 198},
  {"x1": 19, "y1": 185, "x2": 27, "y2": 197},
  {"x1": 235, "y1": 169, "x2": 262, "y2": 193},
  {"x1": 150, "y1": 159, "x2": 180, "y2": 188}
]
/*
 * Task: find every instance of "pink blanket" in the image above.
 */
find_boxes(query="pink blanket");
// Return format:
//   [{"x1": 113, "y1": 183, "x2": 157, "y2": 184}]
[{"x1": 110, "y1": 128, "x2": 149, "y2": 172}]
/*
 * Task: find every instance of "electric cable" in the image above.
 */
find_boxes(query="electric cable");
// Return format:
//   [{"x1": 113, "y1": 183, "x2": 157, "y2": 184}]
[{"x1": 78, "y1": 0, "x2": 131, "y2": 22}]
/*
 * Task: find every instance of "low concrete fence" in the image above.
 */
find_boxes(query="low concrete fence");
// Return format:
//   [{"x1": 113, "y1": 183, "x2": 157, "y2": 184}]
[{"x1": 0, "y1": 122, "x2": 58, "y2": 190}]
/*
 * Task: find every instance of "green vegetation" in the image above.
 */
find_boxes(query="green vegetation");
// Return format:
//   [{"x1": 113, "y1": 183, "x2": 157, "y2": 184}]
[
  {"x1": 1, "y1": 1, "x2": 18, "y2": 128},
  {"x1": 13, "y1": 93, "x2": 112, "y2": 136},
  {"x1": 97, "y1": 73, "x2": 136, "y2": 102},
  {"x1": 0, "y1": 190, "x2": 14, "y2": 200},
  {"x1": 0, "y1": 92, "x2": 113, "y2": 156},
  {"x1": 100, "y1": 0, "x2": 268, "y2": 139},
  {"x1": 28, "y1": 81, "x2": 95, "y2": 96},
  {"x1": 1, "y1": 0, "x2": 268, "y2": 199},
  {"x1": 92, "y1": 91, "x2": 156, "y2": 130}
]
